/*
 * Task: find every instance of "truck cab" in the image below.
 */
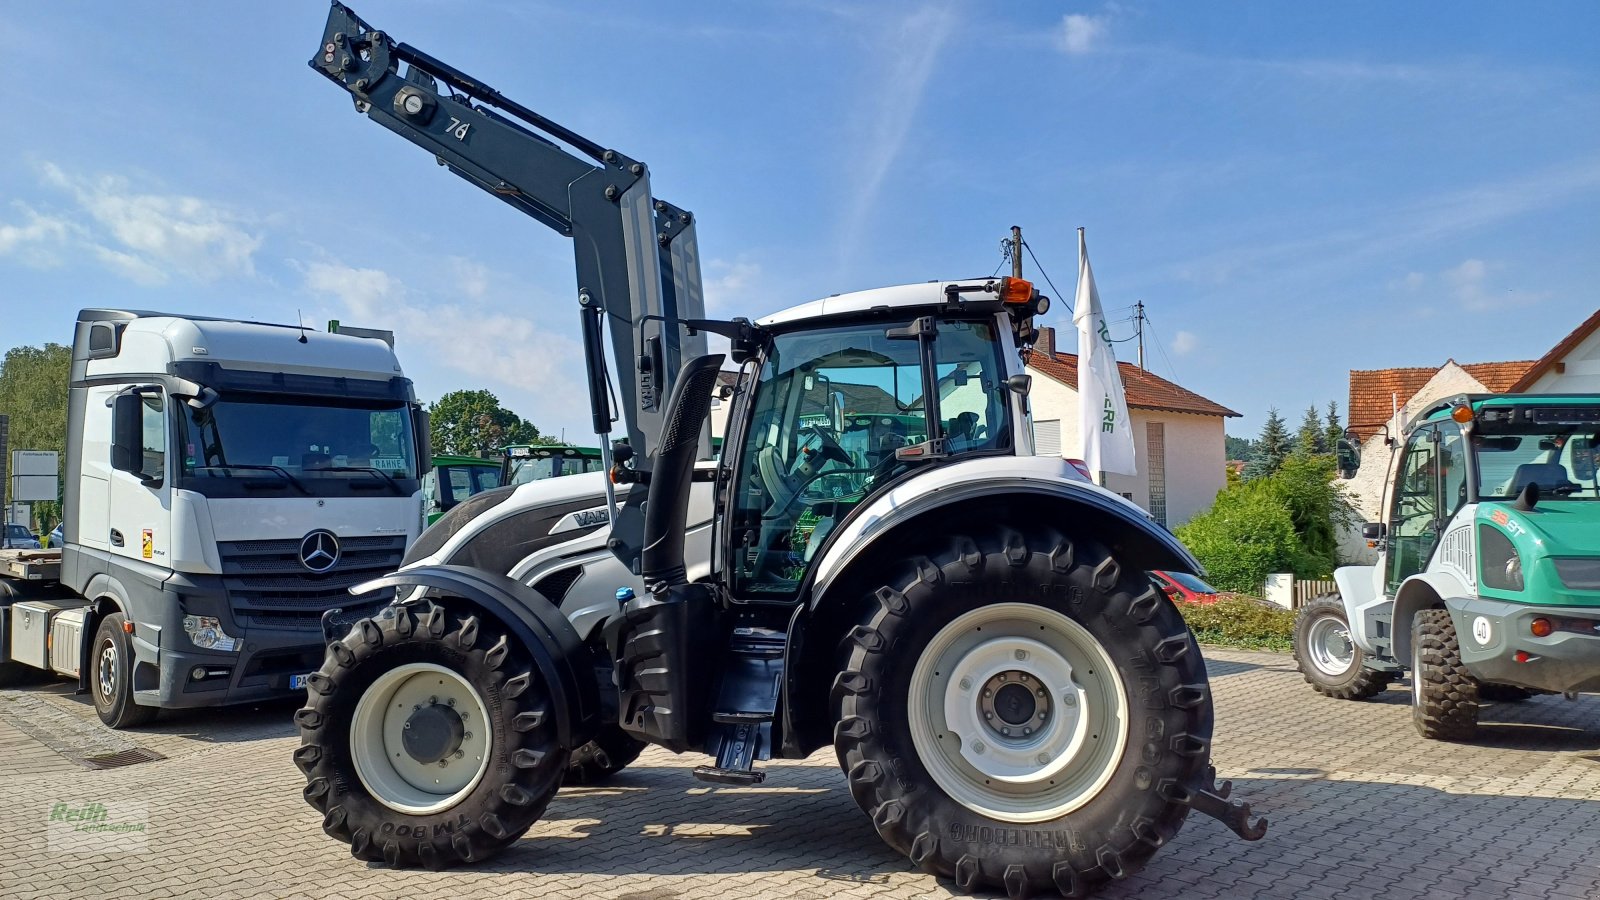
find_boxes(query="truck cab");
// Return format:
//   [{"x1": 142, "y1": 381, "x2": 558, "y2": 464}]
[{"x1": 55, "y1": 309, "x2": 428, "y2": 724}]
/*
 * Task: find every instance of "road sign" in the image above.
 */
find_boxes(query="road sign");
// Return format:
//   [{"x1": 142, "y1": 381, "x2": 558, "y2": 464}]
[{"x1": 11, "y1": 450, "x2": 59, "y2": 502}]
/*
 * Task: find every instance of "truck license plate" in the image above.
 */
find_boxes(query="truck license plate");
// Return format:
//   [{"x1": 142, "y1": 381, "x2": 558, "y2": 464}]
[{"x1": 291, "y1": 673, "x2": 311, "y2": 690}]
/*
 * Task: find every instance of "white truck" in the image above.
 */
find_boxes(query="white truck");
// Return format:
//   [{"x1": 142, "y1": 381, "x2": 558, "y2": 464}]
[{"x1": 0, "y1": 309, "x2": 429, "y2": 727}]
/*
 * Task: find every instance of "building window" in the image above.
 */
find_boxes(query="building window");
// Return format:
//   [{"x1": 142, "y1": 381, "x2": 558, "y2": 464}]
[{"x1": 1147, "y1": 421, "x2": 1166, "y2": 526}]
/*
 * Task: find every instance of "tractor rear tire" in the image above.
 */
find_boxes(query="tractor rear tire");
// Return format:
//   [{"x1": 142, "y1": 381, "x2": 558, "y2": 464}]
[
  {"x1": 1477, "y1": 683, "x2": 1533, "y2": 703},
  {"x1": 1411, "y1": 609, "x2": 1478, "y2": 741},
  {"x1": 1292, "y1": 594, "x2": 1392, "y2": 700},
  {"x1": 294, "y1": 600, "x2": 567, "y2": 868},
  {"x1": 833, "y1": 527, "x2": 1212, "y2": 899},
  {"x1": 564, "y1": 725, "x2": 646, "y2": 785}
]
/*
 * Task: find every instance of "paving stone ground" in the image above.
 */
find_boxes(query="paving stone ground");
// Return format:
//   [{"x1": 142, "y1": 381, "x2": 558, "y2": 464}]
[{"x1": 2, "y1": 647, "x2": 1598, "y2": 899}]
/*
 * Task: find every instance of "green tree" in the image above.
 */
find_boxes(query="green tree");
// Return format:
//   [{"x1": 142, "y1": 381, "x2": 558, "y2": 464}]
[
  {"x1": 0, "y1": 343, "x2": 71, "y2": 529},
  {"x1": 1243, "y1": 408, "x2": 1290, "y2": 480},
  {"x1": 1224, "y1": 434, "x2": 1256, "y2": 461},
  {"x1": 427, "y1": 389, "x2": 549, "y2": 456},
  {"x1": 1265, "y1": 453, "x2": 1355, "y2": 577},
  {"x1": 1324, "y1": 401, "x2": 1344, "y2": 454},
  {"x1": 1176, "y1": 480, "x2": 1299, "y2": 593},
  {"x1": 1295, "y1": 405, "x2": 1325, "y2": 456}
]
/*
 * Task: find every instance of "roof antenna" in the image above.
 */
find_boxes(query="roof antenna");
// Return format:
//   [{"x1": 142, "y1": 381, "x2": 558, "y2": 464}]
[{"x1": 297, "y1": 309, "x2": 309, "y2": 344}]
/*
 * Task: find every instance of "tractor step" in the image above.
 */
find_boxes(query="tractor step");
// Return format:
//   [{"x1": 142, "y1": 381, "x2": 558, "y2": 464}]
[
  {"x1": 691, "y1": 764, "x2": 765, "y2": 785},
  {"x1": 695, "y1": 720, "x2": 769, "y2": 785}
]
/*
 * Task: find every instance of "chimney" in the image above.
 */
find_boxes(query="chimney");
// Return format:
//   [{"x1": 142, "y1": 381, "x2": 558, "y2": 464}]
[{"x1": 1034, "y1": 325, "x2": 1055, "y2": 358}]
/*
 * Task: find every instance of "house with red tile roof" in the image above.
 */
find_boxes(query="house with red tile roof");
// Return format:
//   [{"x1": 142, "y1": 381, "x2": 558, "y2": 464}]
[
  {"x1": 1027, "y1": 326, "x2": 1239, "y2": 528},
  {"x1": 1341, "y1": 305, "x2": 1598, "y2": 539}
]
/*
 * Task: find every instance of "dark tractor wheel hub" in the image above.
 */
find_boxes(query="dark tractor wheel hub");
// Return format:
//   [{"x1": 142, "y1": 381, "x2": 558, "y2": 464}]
[
  {"x1": 979, "y1": 670, "x2": 1052, "y2": 738},
  {"x1": 401, "y1": 703, "x2": 465, "y2": 764},
  {"x1": 994, "y1": 682, "x2": 1036, "y2": 725}
]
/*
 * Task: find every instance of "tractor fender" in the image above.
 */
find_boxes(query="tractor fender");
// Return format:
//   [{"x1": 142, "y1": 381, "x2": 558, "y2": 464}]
[
  {"x1": 808, "y1": 456, "x2": 1199, "y2": 607},
  {"x1": 1392, "y1": 570, "x2": 1471, "y2": 663},
  {"x1": 346, "y1": 564, "x2": 601, "y2": 750},
  {"x1": 1332, "y1": 564, "x2": 1387, "y2": 653}
]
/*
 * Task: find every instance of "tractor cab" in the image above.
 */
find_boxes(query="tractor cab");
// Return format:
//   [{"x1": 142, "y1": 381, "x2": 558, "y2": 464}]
[{"x1": 718, "y1": 277, "x2": 1042, "y2": 597}]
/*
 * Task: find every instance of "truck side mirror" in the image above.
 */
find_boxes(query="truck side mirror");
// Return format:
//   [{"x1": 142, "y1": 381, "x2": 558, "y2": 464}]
[
  {"x1": 415, "y1": 408, "x2": 433, "y2": 476},
  {"x1": 111, "y1": 392, "x2": 145, "y2": 477},
  {"x1": 1336, "y1": 437, "x2": 1360, "y2": 479}
]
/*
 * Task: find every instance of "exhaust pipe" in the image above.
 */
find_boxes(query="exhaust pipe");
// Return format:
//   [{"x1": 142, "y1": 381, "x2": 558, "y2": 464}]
[{"x1": 640, "y1": 353, "x2": 725, "y2": 587}]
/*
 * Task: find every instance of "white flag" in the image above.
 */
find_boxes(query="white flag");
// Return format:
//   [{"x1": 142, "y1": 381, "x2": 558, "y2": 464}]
[{"x1": 1073, "y1": 228, "x2": 1137, "y2": 478}]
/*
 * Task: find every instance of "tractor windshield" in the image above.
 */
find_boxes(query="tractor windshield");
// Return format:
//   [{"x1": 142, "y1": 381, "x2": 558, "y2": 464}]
[{"x1": 1473, "y1": 430, "x2": 1600, "y2": 500}]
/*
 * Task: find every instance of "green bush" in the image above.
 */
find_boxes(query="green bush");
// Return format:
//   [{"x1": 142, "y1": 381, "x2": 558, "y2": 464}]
[
  {"x1": 1177, "y1": 598, "x2": 1295, "y2": 652},
  {"x1": 1174, "y1": 482, "x2": 1298, "y2": 593}
]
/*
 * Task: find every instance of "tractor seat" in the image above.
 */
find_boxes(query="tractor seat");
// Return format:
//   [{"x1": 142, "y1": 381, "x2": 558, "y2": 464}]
[{"x1": 1508, "y1": 462, "x2": 1579, "y2": 497}]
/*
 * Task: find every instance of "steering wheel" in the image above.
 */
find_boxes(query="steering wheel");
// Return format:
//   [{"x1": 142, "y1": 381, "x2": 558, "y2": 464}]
[{"x1": 792, "y1": 425, "x2": 852, "y2": 479}]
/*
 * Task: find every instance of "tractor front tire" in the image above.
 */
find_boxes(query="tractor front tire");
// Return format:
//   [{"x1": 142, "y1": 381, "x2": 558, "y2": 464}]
[
  {"x1": 1411, "y1": 609, "x2": 1479, "y2": 740},
  {"x1": 294, "y1": 600, "x2": 568, "y2": 868},
  {"x1": 834, "y1": 527, "x2": 1212, "y2": 899},
  {"x1": 564, "y1": 725, "x2": 646, "y2": 785},
  {"x1": 1292, "y1": 594, "x2": 1392, "y2": 700}
]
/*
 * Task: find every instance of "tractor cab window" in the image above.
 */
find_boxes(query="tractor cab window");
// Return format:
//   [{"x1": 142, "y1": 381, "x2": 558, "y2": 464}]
[
  {"x1": 728, "y1": 317, "x2": 1013, "y2": 598},
  {"x1": 1388, "y1": 425, "x2": 1444, "y2": 589}
]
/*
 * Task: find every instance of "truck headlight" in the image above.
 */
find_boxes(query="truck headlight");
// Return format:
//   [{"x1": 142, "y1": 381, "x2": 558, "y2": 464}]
[
  {"x1": 1479, "y1": 525, "x2": 1523, "y2": 592},
  {"x1": 182, "y1": 615, "x2": 239, "y2": 652}
]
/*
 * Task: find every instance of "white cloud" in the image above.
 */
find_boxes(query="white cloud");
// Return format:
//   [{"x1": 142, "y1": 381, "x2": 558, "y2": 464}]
[
  {"x1": 38, "y1": 162, "x2": 262, "y2": 283},
  {"x1": 301, "y1": 260, "x2": 584, "y2": 407},
  {"x1": 1443, "y1": 258, "x2": 1492, "y2": 310},
  {"x1": 0, "y1": 204, "x2": 72, "y2": 266},
  {"x1": 1058, "y1": 13, "x2": 1108, "y2": 55},
  {"x1": 1171, "y1": 330, "x2": 1198, "y2": 355},
  {"x1": 702, "y1": 258, "x2": 762, "y2": 313}
]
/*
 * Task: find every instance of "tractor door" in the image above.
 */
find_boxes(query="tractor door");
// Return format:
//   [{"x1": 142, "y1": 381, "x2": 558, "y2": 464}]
[{"x1": 1385, "y1": 422, "x2": 1467, "y2": 590}]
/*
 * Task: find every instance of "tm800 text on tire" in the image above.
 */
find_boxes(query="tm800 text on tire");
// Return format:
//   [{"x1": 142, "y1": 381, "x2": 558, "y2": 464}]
[
  {"x1": 833, "y1": 527, "x2": 1213, "y2": 899},
  {"x1": 294, "y1": 600, "x2": 567, "y2": 868}
]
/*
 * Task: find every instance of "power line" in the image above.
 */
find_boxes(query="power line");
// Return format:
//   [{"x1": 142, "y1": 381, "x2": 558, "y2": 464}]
[
  {"x1": 1143, "y1": 312, "x2": 1183, "y2": 384},
  {"x1": 1021, "y1": 240, "x2": 1073, "y2": 316}
]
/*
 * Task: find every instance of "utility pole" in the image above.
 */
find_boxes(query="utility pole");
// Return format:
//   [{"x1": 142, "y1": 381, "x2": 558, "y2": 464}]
[
  {"x1": 1134, "y1": 300, "x2": 1146, "y2": 371},
  {"x1": 1010, "y1": 226, "x2": 1024, "y2": 279}
]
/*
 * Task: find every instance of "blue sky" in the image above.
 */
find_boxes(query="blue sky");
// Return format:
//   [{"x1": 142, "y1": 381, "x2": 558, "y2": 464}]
[{"x1": 1, "y1": 1, "x2": 1596, "y2": 441}]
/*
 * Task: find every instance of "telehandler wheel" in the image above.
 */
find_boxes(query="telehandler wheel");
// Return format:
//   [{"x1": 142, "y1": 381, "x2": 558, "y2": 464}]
[
  {"x1": 294, "y1": 599, "x2": 567, "y2": 868},
  {"x1": 91, "y1": 613, "x2": 159, "y2": 728},
  {"x1": 1411, "y1": 608, "x2": 1479, "y2": 741},
  {"x1": 1477, "y1": 683, "x2": 1533, "y2": 703},
  {"x1": 1292, "y1": 594, "x2": 1392, "y2": 700},
  {"x1": 834, "y1": 528, "x2": 1212, "y2": 899},
  {"x1": 564, "y1": 725, "x2": 646, "y2": 785}
]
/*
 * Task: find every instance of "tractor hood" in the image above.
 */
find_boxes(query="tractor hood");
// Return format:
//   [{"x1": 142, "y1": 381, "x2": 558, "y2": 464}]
[
  {"x1": 1478, "y1": 502, "x2": 1600, "y2": 607},
  {"x1": 1479, "y1": 501, "x2": 1600, "y2": 558}
]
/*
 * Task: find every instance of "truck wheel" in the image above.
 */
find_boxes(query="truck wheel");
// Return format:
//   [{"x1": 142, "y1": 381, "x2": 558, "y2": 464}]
[
  {"x1": 294, "y1": 600, "x2": 567, "y2": 868},
  {"x1": 1292, "y1": 594, "x2": 1392, "y2": 700},
  {"x1": 91, "y1": 613, "x2": 158, "y2": 728},
  {"x1": 564, "y1": 725, "x2": 646, "y2": 785},
  {"x1": 1477, "y1": 683, "x2": 1532, "y2": 703},
  {"x1": 1411, "y1": 609, "x2": 1478, "y2": 740},
  {"x1": 834, "y1": 528, "x2": 1212, "y2": 899}
]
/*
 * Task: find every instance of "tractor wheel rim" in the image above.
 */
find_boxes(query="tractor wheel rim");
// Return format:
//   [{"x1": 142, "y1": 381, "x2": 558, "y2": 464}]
[
  {"x1": 350, "y1": 662, "x2": 494, "y2": 815},
  {"x1": 907, "y1": 602, "x2": 1129, "y2": 823},
  {"x1": 1307, "y1": 615, "x2": 1356, "y2": 677},
  {"x1": 97, "y1": 641, "x2": 117, "y2": 701}
]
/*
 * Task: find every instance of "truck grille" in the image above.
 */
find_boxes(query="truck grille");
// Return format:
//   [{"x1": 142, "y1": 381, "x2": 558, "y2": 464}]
[{"x1": 218, "y1": 535, "x2": 406, "y2": 629}]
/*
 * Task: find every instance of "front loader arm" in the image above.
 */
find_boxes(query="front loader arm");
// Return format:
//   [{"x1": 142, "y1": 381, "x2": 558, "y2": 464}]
[{"x1": 311, "y1": 2, "x2": 706, "y2": 468}]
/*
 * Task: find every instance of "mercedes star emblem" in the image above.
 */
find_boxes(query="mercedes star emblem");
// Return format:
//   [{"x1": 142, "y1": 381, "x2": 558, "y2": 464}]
[{"x1": 299, "y1": 529, "x2": 341, "y2": 573}]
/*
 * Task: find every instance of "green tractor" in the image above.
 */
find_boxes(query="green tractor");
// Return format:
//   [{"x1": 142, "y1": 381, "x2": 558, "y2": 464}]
[
  {"x1": 1295, "y1": 394, "x2": 1600, "y2": 739},
  {"x1": 500, "y1": 444, "x2": 605, "y2": 487},
  {"x1": 422, "y1": 455, "x2": 503, "y2": 526}
]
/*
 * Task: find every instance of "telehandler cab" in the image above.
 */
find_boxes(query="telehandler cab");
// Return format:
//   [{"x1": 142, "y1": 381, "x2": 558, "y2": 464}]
[{"x1": 294, "y1": 5, "x2": 1265, "y2": 896}]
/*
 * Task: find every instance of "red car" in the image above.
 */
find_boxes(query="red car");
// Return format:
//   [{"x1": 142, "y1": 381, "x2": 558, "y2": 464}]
[{"x1": 1150, "y1": 570, "x2": 1221, "y2": 604}]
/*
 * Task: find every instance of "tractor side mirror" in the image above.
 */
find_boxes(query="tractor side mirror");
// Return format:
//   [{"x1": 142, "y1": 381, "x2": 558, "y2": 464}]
[
  {"x1": 829, "y1": 391, "x2": 846, "y2": 433},
  {"x1": 1336, "y1": 437, "x2": 1360, "y2": 479},
  {"x1": 1361, "y1": 522, "x2": 1385, "y2": 540},
  {"x1": 1006, "y1": 374, "x2": 1032, "y2": 396}
]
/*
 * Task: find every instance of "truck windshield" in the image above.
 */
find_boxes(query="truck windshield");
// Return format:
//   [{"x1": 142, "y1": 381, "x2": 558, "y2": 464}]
[
  {"x1": 179, "y1": 396, "x2": 417, "y2": 488},
  {"x1": 1474, "y1": 430, "x2": 1599, "y2": 500}
]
